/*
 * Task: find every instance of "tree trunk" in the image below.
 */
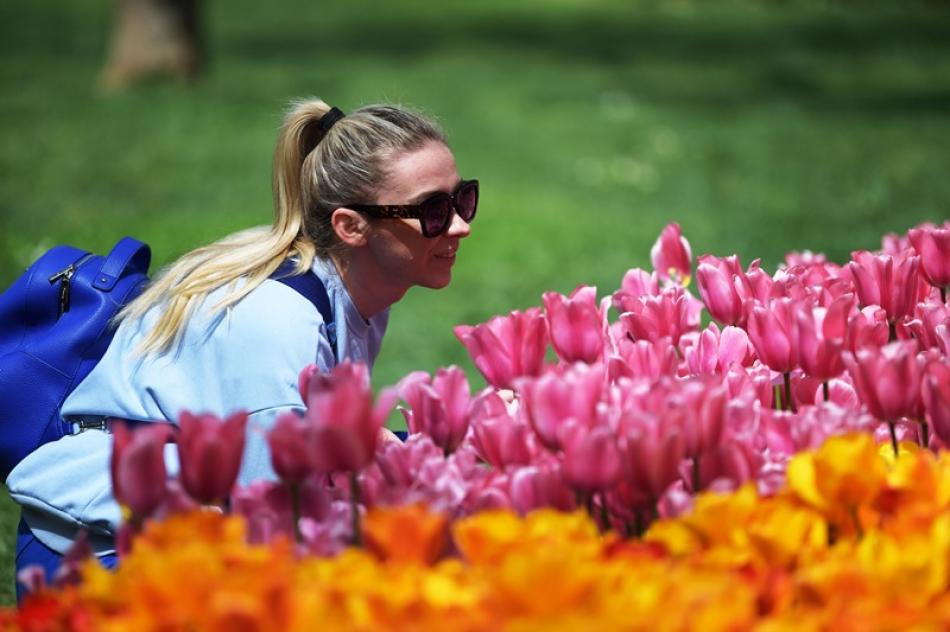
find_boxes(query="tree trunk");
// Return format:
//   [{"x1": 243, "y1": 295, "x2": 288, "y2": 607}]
[{"x1": 99, "y1": 0, "x2": 203, "y2": 92}]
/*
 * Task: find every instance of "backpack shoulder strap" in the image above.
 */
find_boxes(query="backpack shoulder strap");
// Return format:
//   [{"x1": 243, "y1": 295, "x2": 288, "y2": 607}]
[{"x1": 270, "y1": 261, "x2": 337, "y2": 361}]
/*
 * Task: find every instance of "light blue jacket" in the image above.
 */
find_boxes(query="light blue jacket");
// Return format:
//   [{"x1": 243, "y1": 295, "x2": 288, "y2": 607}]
[{"x1": 6, "y1": 258, "x2": 388, "y2": 555}]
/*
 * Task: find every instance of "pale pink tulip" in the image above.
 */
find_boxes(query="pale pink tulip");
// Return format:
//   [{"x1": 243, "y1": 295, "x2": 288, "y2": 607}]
[
  {"x1": 543, "y1": 285, "x2": 607, "y2": 364},
  {"x1": 650, "y1": 223, "x2": 693, "y2": 285},
  {"x1": 746, "y1": 297, "x2": 802, "y2": 374},
  {"x1": 922, "y1": 361, "x2": 950, "y2": 447},
  {"x1": 848, "y1": 250, "x2": 920, "y2": 324},
  {"x1": 111, "y1": 421, "x2": 172, "y2": 520},
  {"x1": 454, "y1": 308, "x2": 549, "y2": 389},
  {"x1": 909, "y1": 226, "x2": 950, "y2": 292},
  {"x1": 304, "y1": 362, "x2": 397, "y2": 473},
  {"x1": 398, "y1": 366, "x2": 471, "y2": 454},
  {"x1": 177, "y1": 410, "x2": 248, "y2": 504}
]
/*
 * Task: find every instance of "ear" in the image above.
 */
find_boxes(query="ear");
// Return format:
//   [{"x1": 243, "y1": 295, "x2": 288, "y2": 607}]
[{"x1": 331, "y1": 207, "x2": 370, "y2": 247}]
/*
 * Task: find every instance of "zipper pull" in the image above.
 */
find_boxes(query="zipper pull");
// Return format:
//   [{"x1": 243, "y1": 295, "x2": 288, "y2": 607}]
[{"x1": 48, "y1": 254, "x2": 94, "y2": 317}]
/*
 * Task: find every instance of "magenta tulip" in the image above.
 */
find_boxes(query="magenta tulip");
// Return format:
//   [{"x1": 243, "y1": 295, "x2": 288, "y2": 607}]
[
  {"x1": 844, "y1": 341, "x2": 925, "y2": 423},
  {"x1": 923, "y1": 362, "x2": 950, "y2": 447},
  {"x1": 398, "y1": 366, "x2": 471, "y2": 454},
  {"x1": 796, "y1": 294, "x2": 853, "y2": 381},
  {"x1": 650, "y1": 223, "x2": 693, "y2": 285},
  {"x1": 176, "y1": 410, "x2": 247, "y2": 504},
  {"x1": 619, "y1": 286, "x2": 701, "y2": 347},
  {"x1": 517, "y1": 363, "x2": 606, "y2": 451},
  {"x1": 111, "y1": 421, "x2": 172, "y2": 520},
  {"x1": 304, "y1": 362, "x2": 397, "y2": 473},
  {"x1": 746, "y1": 297, "x2": 802, "y2": 374},
  {"x1": 454, "y1": 308, "x2": 549, "y2": 389},
  {"x1": 848, "y1": 250, "x2": 920, "y2": 324},
  {"x1": 560, "y1": 423, "x2": 623, "y2": 494},
  {"x1": 543, "y1": 285, "x2": 607, "y2": 364},
  {"x1": 909, "y1": 226, "x2": 950, "y2": 294}
]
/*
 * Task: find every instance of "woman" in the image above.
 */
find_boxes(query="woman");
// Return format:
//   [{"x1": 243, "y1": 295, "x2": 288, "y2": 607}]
[{"x1": 7, "y1": 98, "x2": 477, "y2": 594}]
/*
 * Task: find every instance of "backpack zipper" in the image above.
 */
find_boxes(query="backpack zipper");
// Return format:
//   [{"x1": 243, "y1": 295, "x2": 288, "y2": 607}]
[{"x1": 48, "y1": 253, "x2": 95, "y2": 317}]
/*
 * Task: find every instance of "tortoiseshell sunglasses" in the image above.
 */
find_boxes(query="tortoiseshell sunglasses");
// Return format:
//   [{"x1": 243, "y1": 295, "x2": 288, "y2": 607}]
[{"x1": 348, "y1": 179, "x2": 478, "y2": 238}]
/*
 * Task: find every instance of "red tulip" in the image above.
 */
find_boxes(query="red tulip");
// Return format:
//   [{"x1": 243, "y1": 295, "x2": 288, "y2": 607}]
[
  {"x1": 909, "y1": 226, "x2": 950, "y2": 291},
  {"x1": 843, "y1": 341, "x2": 924, "y2": 423},
  {"x1": 560, "y1": 423, "x2": 622, "y2": 494},
  {"x1": 746, "y1": 297, "x2": 802, "y2": 374},
  {"x1": 177, "y1": 410, "x2": 247, "y2": 504},
  {"x1": 543, "y1": 285, "x2": 608, "y2": 364},
  {"x1": 454, "y1": 308, "x2": 549, "y2": 389},
  {"x1": 923, "y1": 361, "x2": 950, "y2": 447},
  {"x1": 111, "y1": 421, "x2": 172, "y2": 520},
  {"x1": 650, "y1": 223, "x2": 693, "y2": 285},
  {"x1": 267, "y1": 413, "x2": 318, "y2": 483},
  {"x1": 848, "y1": 250, "x2": 920, "y2": 323},
  {"x1": 398, "y1": 366, "x2": 472, "y2": 454},
  {"x1": 304, "y1": 362, "x2": 397, "y2": 473}
]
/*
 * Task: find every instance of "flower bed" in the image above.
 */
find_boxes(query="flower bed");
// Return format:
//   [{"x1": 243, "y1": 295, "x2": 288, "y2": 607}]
[{"x1": 5, "y1": 221, "x2": 950, "y2": 630}]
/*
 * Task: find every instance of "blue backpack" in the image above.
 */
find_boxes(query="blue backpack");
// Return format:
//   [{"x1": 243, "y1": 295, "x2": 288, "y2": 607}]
[{"x1": 0, "y1": 237, "x2": 337, "y2": 480}]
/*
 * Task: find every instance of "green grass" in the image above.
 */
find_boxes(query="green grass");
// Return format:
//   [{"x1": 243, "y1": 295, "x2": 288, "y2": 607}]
[{"x1": 2, "y1": 0, "x2": 950, "y2": 606}]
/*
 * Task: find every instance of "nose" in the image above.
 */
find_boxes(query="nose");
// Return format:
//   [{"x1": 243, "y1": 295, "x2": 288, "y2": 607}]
[{"x1": 446, "y1": 210, "x2": 472, "y2": 238}]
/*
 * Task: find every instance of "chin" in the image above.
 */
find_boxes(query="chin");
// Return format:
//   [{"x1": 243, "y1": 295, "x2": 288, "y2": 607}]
[{"x1": 420, "y1": 271, "x2": 452, "y2": 290}]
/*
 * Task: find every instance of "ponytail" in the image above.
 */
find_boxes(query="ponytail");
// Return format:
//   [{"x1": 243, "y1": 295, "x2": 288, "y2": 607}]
[{"x1": 120, "y1": 97, "x2": 445, "y2": 355}]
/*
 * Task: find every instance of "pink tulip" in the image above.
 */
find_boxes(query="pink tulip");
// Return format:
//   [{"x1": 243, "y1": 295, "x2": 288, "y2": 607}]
[
  {"x1": 899, "y1": 301, "x2": 950, "y2": 351},
  {"x1": 454, "y1": 308, "x2": 549, "y2": 389},
  {"x1": 846, "y1": 305, "x2": 890, "y2": 352},
  {"x1": 611, "y1": 268, "x2": 660, "y2": 313},
  {"x1": 684, "y1": 323, "x2": 753, "y2": 375},
  {"x1": 268, "y1": 413, "x2": 318, "y2": 483},
  {"x1": 177, "y1": 410, "x2": 248, "y2": 504},
  {"x1": 694, "y1": 439, "x2": 762, "y2": 493},
  {"x1": 696, "y1": 255, "x2": 745, "y2": 326},
  {"x1": 111, "y1": 421, "x2": 172, "y2": 520},
  {"x1": 231, "y1": 477, "x2": 331, "y2": 545},
  {"x1": 297, "y1": 363, "x2": 318, "y2": 407},
  {"x1": 650, "y1": 223, "x2": 692, "y2": 285},
  {"x1": 619, "y1": 286, "x2": 701, "y2": 347},
  {"x1": 510, "y1": 464, "x2": 576, "y2": 514},
  {"x1": 560, "y1": 423, "x2": 623, "y2": 493},
  {"x1": 908, "y1": 226, "x2": 950, "y2": 292},
  {"x1": 607, "y1": 336, "x2": 679, "y2": 382},
  {"x1": 746, "y1": 297, "x2": 802, "y2": 374},
  {"x1": 724, "y1": 363, "x2": 774, "y2": 408},
  {"x1": 843, "y1": 341, "x2": 924, "y2": 424},
  {"x1": 618, "y1": 416, "x2": 685, "y2": 503},
  {"x1": 796, "y1": 294, "x2": 853, "y2": 381},
  {"x1": 848, "y1": 250, "x2": 920, "y2": 324},
  {"x1": 469, "y1": 414, "x2": 535, "y2": 469},
  {"x1": 304, "y1": 362, "x2": 397, "y2": 473},
  {"x1": 923, "y1": 362, "x2": 950, "y2": 447},
  {"x1": 397, "y1": 366, "x2": 471, "y2": 454},
  {"x1": 670, "y1": 377, "x2": 729, "y2": 459},
  {"x1": 543, "y1": 285, "x2": 608, "y2": 364},
  {"x1": 517, "y1": 363, "x2": 606, "y2": 451}
]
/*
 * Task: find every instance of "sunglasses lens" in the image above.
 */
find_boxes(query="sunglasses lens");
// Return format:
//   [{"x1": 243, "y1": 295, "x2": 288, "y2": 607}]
[
  {"x1": 456, "y1": 181, "x2": 478, "y2": 222},
  {"x1": 420, "y1": 196, "x2": 452, "y2": 237}
]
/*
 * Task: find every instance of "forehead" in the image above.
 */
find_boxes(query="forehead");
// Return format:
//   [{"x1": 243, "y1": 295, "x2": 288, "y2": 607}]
[{"x1": 378, "y1": 141, "x2": 459, "y2": 203}]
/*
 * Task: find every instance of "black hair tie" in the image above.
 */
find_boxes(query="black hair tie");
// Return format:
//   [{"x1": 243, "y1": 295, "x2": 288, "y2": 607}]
[{"x1": 318, "y1": 107, "x2": 345, "y2": 138}]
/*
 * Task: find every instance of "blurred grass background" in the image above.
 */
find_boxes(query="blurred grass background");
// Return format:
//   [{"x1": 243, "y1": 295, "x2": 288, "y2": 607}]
[{"x1": 2, "y1": 0, "x2": 950, "y2": 605}]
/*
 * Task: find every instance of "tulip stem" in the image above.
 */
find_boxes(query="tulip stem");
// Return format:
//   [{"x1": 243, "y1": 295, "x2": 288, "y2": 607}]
[
  {"x1": 849, "y1": 505, "x2": 864, "y2": 539},
  {"x1": 773, "y1": 385, "x2": 782, "y2": 410},
  {"x1": 887, "y1": 422, "x2": 899, "y2": 457},
  {"x1": 349, "y1": 473, "x2": 362, "y2": 547},
  {"x1": 942, "y1": 286, "x2": 947, "y2": 304},
  {"x1": 888, "y1": 321, "x2": 897, "y2": 343},
  {"x1": 783, "y1": 372, "x2": 796, "y2": 413},
  {"x1": 599, "y1": 493, "x2": 611, "y2": 533},
  {"x1": 289, "y1": 482, "x2": 303, "y2": 545},
  {"x1": 920, "y1": 422, "x2": 930, "y2": 449},
  {"x1": 692, "y1": 456, "x2": 701, "y2": 494},
  {"x1": 822, "y1": 381, "x2": 830, "y2": 403}
]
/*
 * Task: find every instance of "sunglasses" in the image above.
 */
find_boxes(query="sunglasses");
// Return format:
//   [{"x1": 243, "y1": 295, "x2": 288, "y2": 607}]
[{"x1": 348, "y1": 179, "x2": 479, "y2": 238}]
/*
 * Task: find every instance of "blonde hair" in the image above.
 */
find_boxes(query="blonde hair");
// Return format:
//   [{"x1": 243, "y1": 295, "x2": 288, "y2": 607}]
[{"x1": 121, "y1": 98, "x2": 445, "y2": 354}]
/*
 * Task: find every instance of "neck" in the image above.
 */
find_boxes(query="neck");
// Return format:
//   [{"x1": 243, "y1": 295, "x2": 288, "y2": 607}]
[{"x1": 329, "y1": 252, "x2": 407, "y2": 320}]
